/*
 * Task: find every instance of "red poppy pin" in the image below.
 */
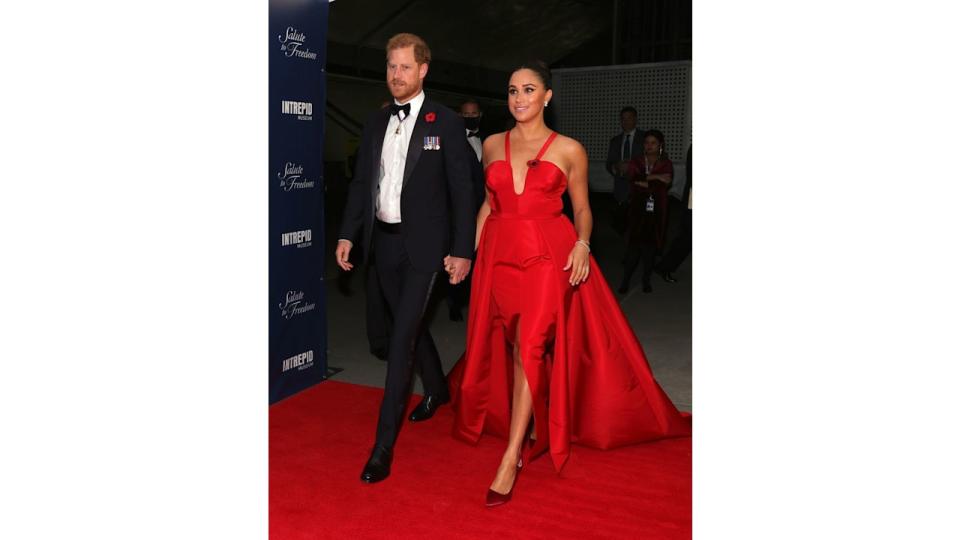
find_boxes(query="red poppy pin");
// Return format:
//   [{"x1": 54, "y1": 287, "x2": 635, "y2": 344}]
[{"x1": 424, "y1": 112, "x2": 436, "y2": 123}]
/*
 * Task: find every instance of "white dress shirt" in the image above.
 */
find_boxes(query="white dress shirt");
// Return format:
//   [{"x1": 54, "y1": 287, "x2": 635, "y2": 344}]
[
  {"x1": 465, "y1": 129, "x2": 482, "y2": 161},
  {"x1": 376, "y1": 90, "x2": 426, "y2": 224}
]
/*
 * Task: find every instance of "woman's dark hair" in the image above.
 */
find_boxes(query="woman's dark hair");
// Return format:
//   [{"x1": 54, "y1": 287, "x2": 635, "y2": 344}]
[
  {"x1": 512, "y1": 60, "x2": 552, "y2": 90},
  {"x1": 643, "y1": 129, "x2": 669, "y2": 159}
]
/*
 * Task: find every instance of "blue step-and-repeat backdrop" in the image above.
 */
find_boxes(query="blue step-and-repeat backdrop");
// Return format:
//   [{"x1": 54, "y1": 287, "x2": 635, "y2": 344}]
[{"x1": 269, "y1": 0, "x2": 329, "y2": 403}]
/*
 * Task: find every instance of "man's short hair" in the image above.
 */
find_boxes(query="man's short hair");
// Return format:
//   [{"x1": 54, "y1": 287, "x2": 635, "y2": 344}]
[
  {"x1": 460, "y1": 99, "x2": 481, "y2": 111},
  {"x1": 386, "y1": 33, "x2": 431, "y2": 65},
  {"x1": 620, "y1": 106, "x2": 638, "y2": 117}
]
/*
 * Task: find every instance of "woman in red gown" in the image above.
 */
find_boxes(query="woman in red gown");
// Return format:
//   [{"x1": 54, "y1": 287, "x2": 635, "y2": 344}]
[{"x1": 446, "y1": 61, "x2": 691, "y2": 507}]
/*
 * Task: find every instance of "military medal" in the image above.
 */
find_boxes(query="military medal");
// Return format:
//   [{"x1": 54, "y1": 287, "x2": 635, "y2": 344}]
[{"x1": 423, "y1": 136, "x2": 440, "y2": 150}]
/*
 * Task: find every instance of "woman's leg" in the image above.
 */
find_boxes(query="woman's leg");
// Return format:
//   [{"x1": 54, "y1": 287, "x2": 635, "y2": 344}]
[
  {"x1": 640, "y1": 244, "x2": 656, "y2": 291},
  {"x1": 489, "y1": 340, "x2": 533, "y2": 495}
]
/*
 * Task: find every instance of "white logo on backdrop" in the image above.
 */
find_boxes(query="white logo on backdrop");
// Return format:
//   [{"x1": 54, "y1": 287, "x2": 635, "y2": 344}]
[
  {"x1": 279, "y1": 290, "x2": 316, "y2": 320},
  {"x1": 281, "y1": 229, "x2": 312, "y2": 249},
  {"x1": 281, "y1": 350, "x2": 315, "y2": 373},
  {"x1": 278, "y1": 162, "x2": 316, "y2": 191},
  {"x1": 278, "y1": 27, "x2": 318, "y2": 60},
  {"x1": 281, "y1": 100, "x2": 313, "y2": 121}
]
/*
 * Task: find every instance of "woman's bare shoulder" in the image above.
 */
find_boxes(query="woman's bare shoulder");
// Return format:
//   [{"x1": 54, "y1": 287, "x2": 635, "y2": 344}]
[
  {"x1": 484, "y1": 131, "x2": 506, "y2": 146},
  {"x1": 482, "y1": 132, "x2": 507, "y2": 161},
  {"x1": 551, "y1": 133, "x2": 588, "y2": 161}
]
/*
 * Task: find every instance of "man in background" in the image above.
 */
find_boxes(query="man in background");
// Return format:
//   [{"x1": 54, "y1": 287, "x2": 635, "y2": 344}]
[
  {"x1": 605, "y1": 106, "x2": 642, "y2": 233},
  {"x1": 445, "y1": 99, "x2": 487, "y2": 321}
]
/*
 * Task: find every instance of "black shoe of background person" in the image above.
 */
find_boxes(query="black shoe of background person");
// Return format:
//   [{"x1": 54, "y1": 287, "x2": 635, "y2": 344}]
[
  {"x1": 360, "y1": 445, "x2": 393, "y2": 483},
  {"x1": 369, "y1": 345, "x2": 388, "y2": 361},
  {"x1": 656, "y1": 268, "x2": 678, "y2": 283},
  {"x1": 449, "y1": 307, "x2": 464, "y2": 322},
  {"x1": 408, "y1": 394, "x2": 450, "y2": 422},
  {"x1": 617, "y1": 280, "x2": 630, "y2": 294}
]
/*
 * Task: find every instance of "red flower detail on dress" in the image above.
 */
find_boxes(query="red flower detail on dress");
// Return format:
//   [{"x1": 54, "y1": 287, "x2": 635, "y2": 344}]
[
  {"x1": 527, "y1": 159, "x2": 539, "y2": 167},
  {"x1": 424, "y1": 112, "x2": 436, "y2": 123}
]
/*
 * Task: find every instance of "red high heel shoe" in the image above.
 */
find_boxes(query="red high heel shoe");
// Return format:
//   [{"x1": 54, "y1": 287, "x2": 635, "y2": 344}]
[{"x1": 485, "y1": 457, "x2": 522, "y2": 507}]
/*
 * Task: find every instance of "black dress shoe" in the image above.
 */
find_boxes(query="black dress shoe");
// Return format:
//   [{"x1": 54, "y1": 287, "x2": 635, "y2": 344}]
[
  {"x1": 448, "y1": 307, "x2": 463, "y2": 322},
  {"x1": 360, "y1": 445, "x2": 393, "y2": 483},
  {"x1": 408, "y1": 394, "x2": 449, "y2": 422},
  {"x1": 617, "y1": 281, "x2": 630, "y2": 294}
]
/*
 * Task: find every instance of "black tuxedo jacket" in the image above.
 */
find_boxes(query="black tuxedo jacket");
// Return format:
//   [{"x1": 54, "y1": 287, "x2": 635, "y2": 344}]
[
  {"x1": 340, "y1": 98, "x2": 477, "y2": 272},
  {"x1": 605, "y1": 131, "x2": 644, "y2": 176}
]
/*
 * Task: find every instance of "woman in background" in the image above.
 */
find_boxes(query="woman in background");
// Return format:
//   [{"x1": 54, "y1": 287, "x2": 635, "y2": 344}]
[{"x1": 619, "y1": 129, "x2": 673, "y2": 294}]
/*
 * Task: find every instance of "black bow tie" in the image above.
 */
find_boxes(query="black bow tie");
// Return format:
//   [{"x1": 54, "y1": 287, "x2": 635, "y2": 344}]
[
  {"x1": 467, "y1": 131, "x2": 480, "y2": 138},
  {"x1": 390, "y1": 103, "x2": 411, "y2": 117}
]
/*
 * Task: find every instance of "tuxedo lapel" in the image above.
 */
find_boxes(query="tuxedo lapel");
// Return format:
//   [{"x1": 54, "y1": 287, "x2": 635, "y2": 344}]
[
  {"x1": 369, "y1": 108, "x2": 391, "y2": 199},
  {"x1": 402, "y1": 102, "x2": 434, "y2": 190}
]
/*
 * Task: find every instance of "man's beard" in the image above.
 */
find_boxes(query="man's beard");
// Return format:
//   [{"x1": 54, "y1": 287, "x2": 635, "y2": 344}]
[{"x1": 390, "y1": 81, "x2": 417, "y2": 100}]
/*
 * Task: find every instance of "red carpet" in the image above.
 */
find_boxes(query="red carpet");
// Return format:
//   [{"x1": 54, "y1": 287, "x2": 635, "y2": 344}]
[{"x1": 270, "y1": 381, "x2": 691, "y2": 539}]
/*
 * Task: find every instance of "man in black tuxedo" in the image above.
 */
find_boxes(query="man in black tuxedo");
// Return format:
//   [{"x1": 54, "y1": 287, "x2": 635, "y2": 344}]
[
  {"x1": 335, "y1": 33, "x2": 476, "y2": 484},
  {"x1": 605, "y1": 107, "x2": 643, "y2": 232},
  {"x1": 444, "y1": 98, "x2": 486, "y2": 321}
]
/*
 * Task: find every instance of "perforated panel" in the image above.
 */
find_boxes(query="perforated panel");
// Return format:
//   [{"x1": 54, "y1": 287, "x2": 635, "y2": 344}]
[{"x1": 553, "y1": 62, "x2": 691, "y2": 192}]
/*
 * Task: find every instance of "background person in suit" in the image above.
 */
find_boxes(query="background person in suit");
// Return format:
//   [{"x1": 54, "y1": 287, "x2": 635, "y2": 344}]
[
  {"x1": 461, "y1": 99, "x2": 485, "y2": 161},
  {"x1": 460, "y1": 99, "x2": 487, "y2": 207},
  {"x1": 335, "y1": 33, "x2": 476, "y2": 484},
  {"x1": 605, "y1": 106, "x2": 643, "y2": 233},
  {"x1": 445, "y1": 98, "x2": 487, "y2": 321}
]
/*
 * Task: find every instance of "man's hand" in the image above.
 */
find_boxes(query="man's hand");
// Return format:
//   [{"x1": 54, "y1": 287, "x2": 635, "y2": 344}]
[
  {"x1": 335, "y1": 240, "x2": 354, "y2": 271},
  {"x1": 443, "y1": 255, "x2": 472, "y2": 285}
]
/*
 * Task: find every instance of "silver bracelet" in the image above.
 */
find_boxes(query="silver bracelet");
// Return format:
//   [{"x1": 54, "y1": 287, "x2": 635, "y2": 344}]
[{"x1": 575, "y1": 239, "x2": 591, "y2": 252}]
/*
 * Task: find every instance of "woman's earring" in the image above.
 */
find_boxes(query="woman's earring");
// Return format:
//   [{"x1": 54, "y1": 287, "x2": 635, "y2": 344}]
[
  {"x1": 659, "y1": 146, "x2": 663, "y2": 156},
  {"x1": 544, "y1": 102, "x2": 549, "y2": 107}
]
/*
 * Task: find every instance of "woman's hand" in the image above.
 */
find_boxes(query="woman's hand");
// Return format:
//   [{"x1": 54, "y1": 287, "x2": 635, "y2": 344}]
[{"x1": 563, "y1": 242, "x2": 591, "y2": 286}]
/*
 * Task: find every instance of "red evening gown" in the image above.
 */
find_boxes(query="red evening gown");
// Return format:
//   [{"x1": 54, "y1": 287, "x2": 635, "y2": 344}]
[{"x1": 447, "y1": 131, "x2": 691, "y2": 472}]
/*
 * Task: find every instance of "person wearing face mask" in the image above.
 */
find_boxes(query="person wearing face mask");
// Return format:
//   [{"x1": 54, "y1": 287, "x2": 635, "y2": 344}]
[
  {"x1": 459, "y1": 99, "x2": 487, "y2": 210},
  {"x1": 445, "y1": 61, "x2": 691, "y2": 507},
  {"x1": 444, "y1": 99, "x2": 489, "y2": 321},
  {"x1": 460, "y1": 99, "x2": 484, "y2": 160}
]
